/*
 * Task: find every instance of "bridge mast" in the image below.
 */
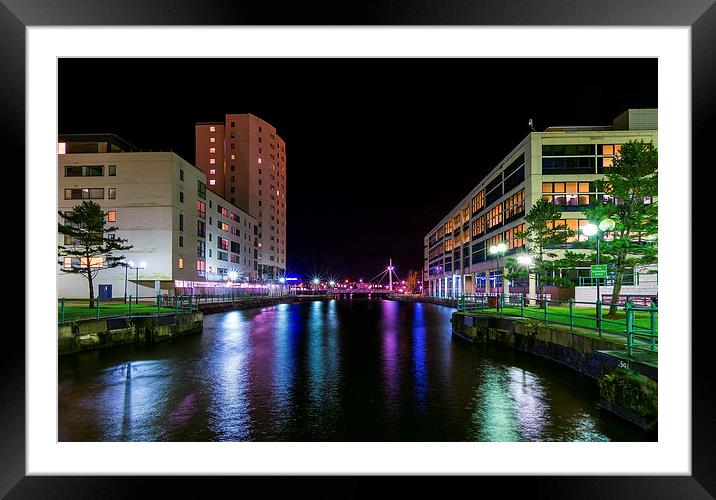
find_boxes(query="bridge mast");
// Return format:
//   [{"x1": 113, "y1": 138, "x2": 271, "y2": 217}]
[{"x1": 389, "y1": 258, "x2": 393, "y2": 292}]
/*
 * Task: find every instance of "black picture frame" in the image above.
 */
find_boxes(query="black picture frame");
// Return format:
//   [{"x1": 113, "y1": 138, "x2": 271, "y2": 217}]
[{"x1": 3, "y1": 0, "x2": 712, "y2": 497}]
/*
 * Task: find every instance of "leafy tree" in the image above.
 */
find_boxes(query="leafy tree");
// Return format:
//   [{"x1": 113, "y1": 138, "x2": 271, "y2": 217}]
[
  {"x1": 505, "y1": 198, "x2": 575, "y2": 303},
  {"x1": 58, "y1": 201, "x2": 133, "y2": 307},
  {"x1": 582, "y1": 140, "x2": 658, "y2": 316}
]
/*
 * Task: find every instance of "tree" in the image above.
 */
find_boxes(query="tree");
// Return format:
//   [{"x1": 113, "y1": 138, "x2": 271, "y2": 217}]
[
  {"x1": 405, "y1": 269, "x2": 419, "y2": 294},
  {"x1": 505, "y1": 198, "x2": 575, "y2": 303},
  {"x1": 58, "y1": 201, "x2": 133, "y2": 307},
  {"x1": 582, "y1": 140, "x2": 658, "y2": 316}
]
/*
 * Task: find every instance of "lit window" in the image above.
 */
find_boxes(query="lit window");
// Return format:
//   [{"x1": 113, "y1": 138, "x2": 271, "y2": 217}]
[
  {"x1": 209, "y1": 179, "x2": 216, "y2": 186},
  {"x1": 209, "y1": 126, "x2": 216, "y2": 132},
  {"x1": 209, "y1": 169, "x2": 216, "y2": 175},
  {"x1": 210, "y1": 137, "x2": 215, "y2": 143},
  {"x1": 209, "y1": 158, "x2": 216, "y2": 164},
  {"x1": 231, "y1": 154, "x2": 235, "y2": 160},
  {"x1": 276, "y1": 190, "x2": 280, "y2": 196},
  {"x1": 258, "y1": 158, "x2": 262, "y2": 164},
  {"x1": 178, "y1": 258, "x2": 184, "y2": 269},
  {"x1": 58, "y1": 142, "x2": 66, "y2": 154},
  {"x1": 107, "y1": 211, "x2": 116, "y2": 222},
  {"x1": 108, "y1": 188, "x2": 116, "y2": 199},
  {"x1": 209, "y1": 147, "x2": 216, "y2": 153}
]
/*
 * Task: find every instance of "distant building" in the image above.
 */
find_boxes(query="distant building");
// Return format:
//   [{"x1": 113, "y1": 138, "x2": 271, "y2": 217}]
[
  {"x1": 195, "y1": 114, "x2": 286, "y2": 281},
  {"x1": 423, "y1": 109, "x2": 658, "y2": 300},
  {"x1": 57, "y1": 134, "x2": 257, "y2": 299}
]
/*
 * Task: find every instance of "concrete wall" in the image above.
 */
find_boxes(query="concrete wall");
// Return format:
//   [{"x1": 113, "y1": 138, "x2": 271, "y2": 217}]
[{"x1": 58, "y1": 312, "x2": 203, "y2": 355}]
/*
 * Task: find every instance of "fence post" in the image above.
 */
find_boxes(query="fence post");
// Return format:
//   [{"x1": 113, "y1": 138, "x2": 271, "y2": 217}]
[
  {"x1": 188, "y1": 295, "x2": 193, "y2": 312},
  {"x1": 520, "y1": 294, "x2": 524, "y2": 318},
  {"x1": 544, "y1": 299, "x2": 549, "y2": 325},
  {"x1": 156, "y1": 294, "x2": 161, "y2": 315},
  {"x1": 650, "y1": 299, "x2": 657, "y2": 351},
  {"x1": 568, "y1": 298, "x2": 574, "y2": 333},
  {"x1": 626, "y1": 301, "x2": 633, "y2": 356},
  {"x1": 128, "y1": 295, "x2": 132, "y2": 318},
  {"x1": 96, "y1": 295, "x2": 100, "y2": 320},
  {"x1": 500, "y1": 293, "x2": 504, "y2": 318},
  {"x1": 61, "y1": 298, "x2": 65, "y2": 324}
]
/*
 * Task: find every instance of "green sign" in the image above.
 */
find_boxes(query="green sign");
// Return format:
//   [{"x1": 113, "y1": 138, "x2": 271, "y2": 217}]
[{"x1": 591, "y1": 265, "x2": 608, "y2": 278}]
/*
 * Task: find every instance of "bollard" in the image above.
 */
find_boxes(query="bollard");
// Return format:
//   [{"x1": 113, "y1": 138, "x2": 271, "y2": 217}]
[
  {"x1": 128, "y1": 295, "x2": 132, "y2": 318},
  {"x1": 96, "y1": 296, "x2": 100, "y2": 320},
  {"x1": 188, "y1": 295, "x2": 193, "y2": 311},
  {"x1": 544, "y1": 299, "x2": 549, "y2": 325},
  {"x1": 596, "y1": 299, "x2": 603, "y2": 337},
  {"x1": 61, "y1": 298, "x2": 65, "y2": 324},
  {"x1": 520, "y1": 294, "x2": 524, "y2": 318},
  {"x1": 568, "y1": 299, "x2": 574, "y2": 332},
  {"x1": 156, "y1": 294, "x2": 161, "y2": 315}
]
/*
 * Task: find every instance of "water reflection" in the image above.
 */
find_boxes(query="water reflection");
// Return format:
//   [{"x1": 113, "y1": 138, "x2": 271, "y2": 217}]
[
  {"x1": 58, "y1": 300, "x2": 652, "y2": 442},
  {"x1": 207, "y1": 310, "x2": 251, "y2": 440}
]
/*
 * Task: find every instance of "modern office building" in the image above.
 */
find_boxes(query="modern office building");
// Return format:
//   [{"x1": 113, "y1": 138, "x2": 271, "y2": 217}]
[
  {"x1": 57, "y1": 134, "x2": 257, "y2": 299},
  {"x1": 195, "y1": 114, "x2": 286, "y2": 281},
  {"x1": 423, "y1": 109, "x2": 658, "y2": 299}
]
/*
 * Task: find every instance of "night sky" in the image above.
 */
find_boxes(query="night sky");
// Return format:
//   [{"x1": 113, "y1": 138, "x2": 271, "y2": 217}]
[{"x1": 58, "y1": 58, "x2": 657, "y2": 281}]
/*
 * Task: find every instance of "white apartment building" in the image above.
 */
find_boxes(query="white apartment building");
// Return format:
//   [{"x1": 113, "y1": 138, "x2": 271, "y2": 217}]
[{"x1": 57, "y1": 134, "x2": 257, "y2": 299}]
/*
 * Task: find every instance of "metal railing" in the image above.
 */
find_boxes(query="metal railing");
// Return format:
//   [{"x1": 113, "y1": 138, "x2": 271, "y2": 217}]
[
  {"x1": 455, "y1": 293, "x2": 658, "y2": 356},
  {"x1": 58, "y1": 295, "x2": 196, "y2": 324},
  {"x1": 58, "y1": 289, "x2": 296, "y2": 324}
]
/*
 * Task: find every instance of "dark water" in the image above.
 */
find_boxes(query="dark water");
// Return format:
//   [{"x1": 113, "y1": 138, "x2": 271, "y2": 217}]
[{"x1": 58, "y1": 300, "x2": 652, "y2": 441}]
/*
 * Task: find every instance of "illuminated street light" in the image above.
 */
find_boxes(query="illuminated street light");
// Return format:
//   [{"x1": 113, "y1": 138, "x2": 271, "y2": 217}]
[
  {"x1": 227, "y1": 270, "x2": 239, "y2": 281},
  {"x1": 582, "y1": 223, "x2": 598, "y2": 237},
  {"x1": 517, "y1": 254, "x2": 534, "y2": 266},
  {"x1": 582, "y1": 218, "x2": 615, "y2": 329}
]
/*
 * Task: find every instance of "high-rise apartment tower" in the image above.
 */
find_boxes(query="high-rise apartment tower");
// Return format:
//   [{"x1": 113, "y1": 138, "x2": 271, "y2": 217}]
[{"x1": 196, "y1": 114, "x2": 286, "y2": 280}]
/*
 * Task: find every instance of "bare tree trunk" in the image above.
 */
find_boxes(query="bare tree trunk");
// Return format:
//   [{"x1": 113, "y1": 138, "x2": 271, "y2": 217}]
[{"x1": 87, "y1": 269, "x2": 95, "y2": 308}]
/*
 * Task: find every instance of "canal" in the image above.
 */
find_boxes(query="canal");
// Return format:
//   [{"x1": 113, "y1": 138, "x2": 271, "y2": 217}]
[{"x1": 58, "y1": 299, "x2": 653, "y2": 441}]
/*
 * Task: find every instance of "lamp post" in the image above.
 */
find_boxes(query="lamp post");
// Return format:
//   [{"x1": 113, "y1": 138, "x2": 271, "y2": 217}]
[
  {"x1": 516, "y1": 253, "x2": 534, "y2": 298},
  {"x1": 126, "y1": 260, "x2": 147, "y2": 305},
  {"x1": 488, "y1": 242, "x2": 508, "y2": 307},
  {"x1": 123, "y1": 261, "x2": 130, "y2": 303},
  {"x1": 582, "y1": 219, "x2": 615, "y2": 301},
  {"x1": 582, "y1": 219, "x2": 615, "y2": 328}
]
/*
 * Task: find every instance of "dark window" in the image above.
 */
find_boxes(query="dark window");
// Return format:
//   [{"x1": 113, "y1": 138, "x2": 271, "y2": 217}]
[
  {"x1": 179, "y1": 213, "x2": 184, "y2": 231},
  {"x1": 180, "y1": 169, "x2": 184, "y2": 181},
  {"x1": 179, "y1": 235, "x2": 184, "y2": 247},
  {"x1": 542, "y1": 157, "x2": 596, "y2": 174},
  {"x1": 503, "y1": 165, "x2": 524, "y2": 193},
  {"x1": 542, "y1": 144, "x2": 595, "y2": 156},
  {"x1": 198, "y1": 181, "x2": 206, "y2": 199},
  {"x1": 108, "y1": 165, "x2": 116, "y2": 176},
  {"x1": 179, "y1": 191, "x2": 184, "y2": 203},
  {"x1": 197, "y1": 220, "x2": 206, "y2": 238},
  {"x1": 64, "y1": 165, "x2": 104, "y2": 177}
]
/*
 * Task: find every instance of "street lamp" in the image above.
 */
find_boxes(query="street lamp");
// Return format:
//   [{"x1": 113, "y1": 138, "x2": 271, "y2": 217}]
[
  {"x1": 582, "y1": 218, "x2": 615, "y2": 326},
  {"x1": 126, "y1": 260, "x2": 147, "y2": 304},
  {"x1": 489, "y1": 241, "x2": 508, "y2": 292},
  {"x1": 516, "y1": 253, "x2": 534, "y2": 298}
]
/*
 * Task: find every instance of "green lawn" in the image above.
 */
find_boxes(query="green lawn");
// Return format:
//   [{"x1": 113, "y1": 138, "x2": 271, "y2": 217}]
[
  {"x1": 463, "y1": 304, "x2": 657, "y2": 336},
  {"x1": 59, "y1": 302, "x2": 178, "y2": 322}
]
